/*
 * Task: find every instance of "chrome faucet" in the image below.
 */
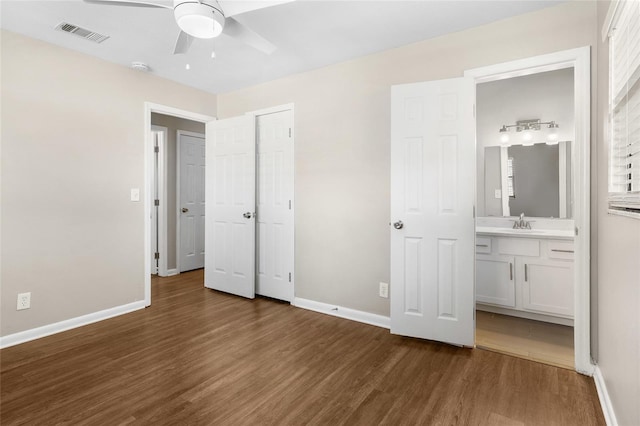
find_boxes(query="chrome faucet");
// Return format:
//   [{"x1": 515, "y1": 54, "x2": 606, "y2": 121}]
[{"x1": 513, "y1": 213, "x2": 531, "y2": 229}]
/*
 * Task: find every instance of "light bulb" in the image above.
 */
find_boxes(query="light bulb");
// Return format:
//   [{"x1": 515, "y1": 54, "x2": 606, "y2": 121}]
[
  {"x1": 185, "y1": 63, "x2": 191, "y2": 70},
  {"x1": 522, "y1": 131, "x2": 533, "y2": 141},
  {"x1": 500, "y1": 133, "x2": 510, "y2": 144}
]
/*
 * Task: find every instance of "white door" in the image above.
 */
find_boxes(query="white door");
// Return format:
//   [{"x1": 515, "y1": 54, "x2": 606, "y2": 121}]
[
  {"x1": 390, "y1": 77, "x2": 476, "y2": 347},
  {"x1": 150, "y1": 130, "x2": 160, "y2": 275},
  {"x1": 256, "y1": 110, "x2": 294, "y2": 302},
  {"x1": 204, "y1": 116, "x2": 256, "y2": 298},
  {"x1": 179, "y1": 132, "x2": 206, "y2": 272}
]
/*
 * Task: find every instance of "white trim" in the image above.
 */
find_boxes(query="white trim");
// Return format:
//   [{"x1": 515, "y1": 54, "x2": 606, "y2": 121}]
[
  {"x1": 500, "y1": 146, "x2": 510, "y2": 216},
  {"x1": 466, "y1": 46, "x2": 593, "y2": 375},
  {"x1": 0, "y1": 301, "x2": 146, "y2": 349},
  {"x1": 594, "y1": 366, "x2": 618, "y2": 426},
  {"x1": 167, "y1": 268, "x2": 179, "y2": 276},
  {"x1": 293, "y1": 297, "x2": 390, "y2": 329},
  {"x1": 144, "y1": 102, "x2": 215, "y2": 306},
  {"x1": 559, "y1": 140, "x2": 568, "y2": 218},
  {"x1": 151, "y1": 125, "x2": 169, "y2": 277},
  {"x1": 607, "y1": 208, "x2": 640, "y2": 219},
  {"x1": 476, "y1": 303, "x2": 574, "y2": 327},
  {"x1": 246, "y1": 104, "x2": 296, "y2": 302},
  {"x1": 601, "y1": 0, "x2": 622, "y2": 42},
  {"x1": 176, "y1": 130, "x2": 206, "y2": 273}
]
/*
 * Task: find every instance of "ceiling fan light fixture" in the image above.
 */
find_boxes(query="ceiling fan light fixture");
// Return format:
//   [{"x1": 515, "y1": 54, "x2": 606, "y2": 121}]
[{"x1": 174, "y1": 1, "x2": 225, "y2": 39}]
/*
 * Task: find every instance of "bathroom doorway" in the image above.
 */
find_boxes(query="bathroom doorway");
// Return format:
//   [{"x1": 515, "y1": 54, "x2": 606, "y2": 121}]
[{"x1": 466, "y1": 48, "x2": 591, "y2": 372}]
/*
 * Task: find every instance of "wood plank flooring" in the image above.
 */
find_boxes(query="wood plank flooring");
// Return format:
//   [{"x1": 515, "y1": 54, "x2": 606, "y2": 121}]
[
  {"x1": 1, "y1": 270, "x2": 605, "y2": 425},
  {"x1": 476, "y1": 311, "x2": 574, "y2": 369}
]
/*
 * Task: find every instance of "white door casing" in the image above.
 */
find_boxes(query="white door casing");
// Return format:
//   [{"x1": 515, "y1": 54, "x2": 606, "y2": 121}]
[
  {"x1": 256, "y1": 110, "x2": 294, "y2": 302},
  {"x1": 178, "y1": 132, "x2": 206, "y2": 272},
  {"x1": 390, "y1": 77, "x2": 476, "y2": 347},
  {"x1": 144, "y1": 102, "x2": 214, "y2": 307},
  {"x1": 151, "y1": 130, "x2": 159, "y2": 275},
  {"x1": 150, "y1": 125, "x2": 168, "y2": 276},
  {"x1": 205, "y1": 115, "x2": 256, "y2": 299},
  {"x1": 465, "y1": 47, "x2": 591, "y2": 374}
]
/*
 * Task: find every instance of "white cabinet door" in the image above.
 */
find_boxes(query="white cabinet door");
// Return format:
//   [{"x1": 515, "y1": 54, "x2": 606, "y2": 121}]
[
  {"x1": 204, "y1": 116, "x2": 256, "y2": 299},
  {"x1": 390, "y1": 77, "x2": 475, "y2": 347},
  {"x1": 476, "y1": 254, "x2": 515, "y2": 307},
  {"x1": 520, "y1": 259, "x2": 574, "y2": 317}
]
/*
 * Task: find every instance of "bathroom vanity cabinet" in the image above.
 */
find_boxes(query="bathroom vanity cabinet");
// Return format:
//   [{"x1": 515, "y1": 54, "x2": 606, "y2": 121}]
[{"x1": 475, "y1": 234, "x2": 574, "y2": 325}]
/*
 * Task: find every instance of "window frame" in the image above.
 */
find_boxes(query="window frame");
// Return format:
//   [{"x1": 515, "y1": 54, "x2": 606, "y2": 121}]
[{"x1": 604, "y1": 0, "x2": 640, "y2": 217}]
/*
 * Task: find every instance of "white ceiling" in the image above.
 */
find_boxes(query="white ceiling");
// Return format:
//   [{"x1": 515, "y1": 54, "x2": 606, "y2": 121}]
[{"x1": 1, "y1": 0, "x2": 563, "y2": 94}]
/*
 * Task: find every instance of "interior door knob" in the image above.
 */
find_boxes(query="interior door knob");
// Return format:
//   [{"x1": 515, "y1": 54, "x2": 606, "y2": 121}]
[
  {"x1": 393, "y1": 220, "x2": 404, "y2": 229},
  {"x1": 243, "y1": 212, "x2": 253, "y2": 219},
  {"x1": 181, "y1": 208, "x2": 189, "y2": 213}
]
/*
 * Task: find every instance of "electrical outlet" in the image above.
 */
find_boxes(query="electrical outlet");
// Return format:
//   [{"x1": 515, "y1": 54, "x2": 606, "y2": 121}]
[
  {"x1": 379, "y1": 282, "x2": 389, "y2": 298},
  {"x1": 17, "y1": 292, "x2": 31, "y2": 310},
  {"x1": 494, "y1": 189, "x2": 502, "y2": 199}
]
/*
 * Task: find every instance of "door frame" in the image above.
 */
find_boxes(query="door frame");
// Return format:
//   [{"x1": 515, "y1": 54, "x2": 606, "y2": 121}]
[
  {"x1": 144, "y1": 102, "x2": 215, "y2": 306},
  {"x1": 150, "y1": 125, "x2": 168, "y2": 276},
  {"x1": 464, "y1": 46, "x2": 592, "y2": 374},
  {"x1": 176, "y1": 130, "x2": 206, "y2": 274},
  {"x1": 245, "y1": 103, "x2": 296, "y2": 302}
]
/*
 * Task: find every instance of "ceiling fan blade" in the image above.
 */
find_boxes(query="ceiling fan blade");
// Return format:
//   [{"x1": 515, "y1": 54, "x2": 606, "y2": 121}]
[
  {"x1": 218, "y1": 0, "x2": 294, "y2": 17},
  {"x1": 224, "y1": 17, "x2": 276, "y2": 55},
  {"x1": 83, "y1": 0, "x2": 172, "y2": 9},
  {"x1": 173, "y1": 30, "x2": 194, "y2": 54}
]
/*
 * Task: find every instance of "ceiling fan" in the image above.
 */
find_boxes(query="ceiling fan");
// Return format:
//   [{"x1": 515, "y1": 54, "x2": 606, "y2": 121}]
[{"x1": 83, "y1": 0, "x2": 289, "y2": 55}]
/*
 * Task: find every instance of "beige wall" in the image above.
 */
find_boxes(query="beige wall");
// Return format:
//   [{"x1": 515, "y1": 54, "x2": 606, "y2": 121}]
[
  {"x1": 595, "y1": 2, "x2": 640, "y2": 425},
  {"x1": 1, "y1": 30, "x2": 217, "y2": 336},
  {"x1": 150, "y1": 113, "x2": 205, "y2": 271},
  {"x1": 217, "y1": 1, "x2": 597, "y2": 317}
]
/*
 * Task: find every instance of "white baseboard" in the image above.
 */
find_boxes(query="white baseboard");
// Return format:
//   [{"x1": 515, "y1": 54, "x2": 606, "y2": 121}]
[
  {"x1": 167, "y1": 269, "x2": 179, "y2": 276},
  {"x1": 593, "y1": 365, "x2": 618, "y2": 426},
  {"x1": 293, "y1": 297, "x2": 390, "y2": 329},
  {"x1": 0, "y1": 301, "x2": 146, "y2": 349}
]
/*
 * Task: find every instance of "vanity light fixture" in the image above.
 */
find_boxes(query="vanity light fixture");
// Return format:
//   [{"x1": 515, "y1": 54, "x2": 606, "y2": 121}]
[{"x1": 498, "y1": 119, "x2": 560, "y2": 145}]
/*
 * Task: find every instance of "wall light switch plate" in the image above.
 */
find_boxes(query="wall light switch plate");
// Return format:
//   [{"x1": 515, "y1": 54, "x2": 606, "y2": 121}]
[
  {"x1": 379, "y1": 282, "x2": 389, "y2": 299},
  {"x1": 17, "y1": 292, "x2": 31, "y2": 310},
  {"x1": 494, "y1": 189, "x2": 502, "y2": 199},
  {"x1": 130, "y1": 188, "x2": 140, "y2": 202}
]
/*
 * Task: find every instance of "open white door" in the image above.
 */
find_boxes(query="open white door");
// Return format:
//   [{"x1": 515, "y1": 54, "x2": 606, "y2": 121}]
[
  {"x1": 178, "y1": 132, "x2": 206, "y2": 272},
  {"x1": 390, "y1": 77, "x2": 476, "y2": 346},
  {"x1": 256, "y1": 109, "x2": 294, "y2": 302},
  {"x1": 204, "y1": 115, "x2": 256, "y2": 299}
]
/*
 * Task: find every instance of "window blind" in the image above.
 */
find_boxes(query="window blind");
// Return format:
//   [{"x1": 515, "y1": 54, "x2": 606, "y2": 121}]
[{"x1": 608, "y1": 0, "x2": 640, "y2": 212}]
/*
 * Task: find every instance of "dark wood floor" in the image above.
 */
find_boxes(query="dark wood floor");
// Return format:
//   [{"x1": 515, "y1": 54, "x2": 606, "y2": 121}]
[{"x1": 1, "y1": 270, "x2": 605, "y2": 425}]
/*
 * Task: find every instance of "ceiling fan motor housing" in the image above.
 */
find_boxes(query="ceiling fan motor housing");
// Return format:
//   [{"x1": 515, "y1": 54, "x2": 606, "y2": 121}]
[{"x1": 174, "y1": 0, "x2": 225, "y2": 39}]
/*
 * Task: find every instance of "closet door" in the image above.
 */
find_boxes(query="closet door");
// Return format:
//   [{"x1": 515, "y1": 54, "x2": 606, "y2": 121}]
[
  {"x1": 390, "y1": 77, "x2": 476, "y2": 346},
  {"x1": 204, "y1": 116, "x2": 256, "y2": 299}
]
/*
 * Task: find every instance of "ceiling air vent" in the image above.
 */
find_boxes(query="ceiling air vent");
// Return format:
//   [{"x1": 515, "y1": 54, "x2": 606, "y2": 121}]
[{"x1": 55, "y1": 22, "x2": 109, "y2": 44}]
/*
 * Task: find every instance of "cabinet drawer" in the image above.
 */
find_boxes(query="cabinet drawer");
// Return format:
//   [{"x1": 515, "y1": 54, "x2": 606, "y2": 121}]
[
  {"x1": 547, "y1": 241, "x2": 575, "y2": 260},
  {"x1": 475, "y1": 237, "x2": 492, "y2": 254},
  {"x1": 498, "y1": 238, "x2": 540, "y2": 257}
]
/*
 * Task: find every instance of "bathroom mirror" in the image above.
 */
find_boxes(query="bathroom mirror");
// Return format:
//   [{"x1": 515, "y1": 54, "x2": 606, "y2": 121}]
[{"x1": 482, "y1": 142, "x2": 572, "y2": 218}]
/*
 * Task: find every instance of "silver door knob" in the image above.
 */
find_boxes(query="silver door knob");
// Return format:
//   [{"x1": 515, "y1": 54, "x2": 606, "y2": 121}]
[
  {"x1": 243, "y1": 212, "x2": 253, "y2": 219},
  {"x1": 393, "y1": 221, "x2": 404, "y2": 229},
  {"x1": 181, "y1": 208, "x2": 189, "y2": 213}
]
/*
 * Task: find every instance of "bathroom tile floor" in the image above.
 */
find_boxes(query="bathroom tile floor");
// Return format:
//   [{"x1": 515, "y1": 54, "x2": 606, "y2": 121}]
[{"x1": 475, "y1": 310, "x2": 574, "y2": 369}]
